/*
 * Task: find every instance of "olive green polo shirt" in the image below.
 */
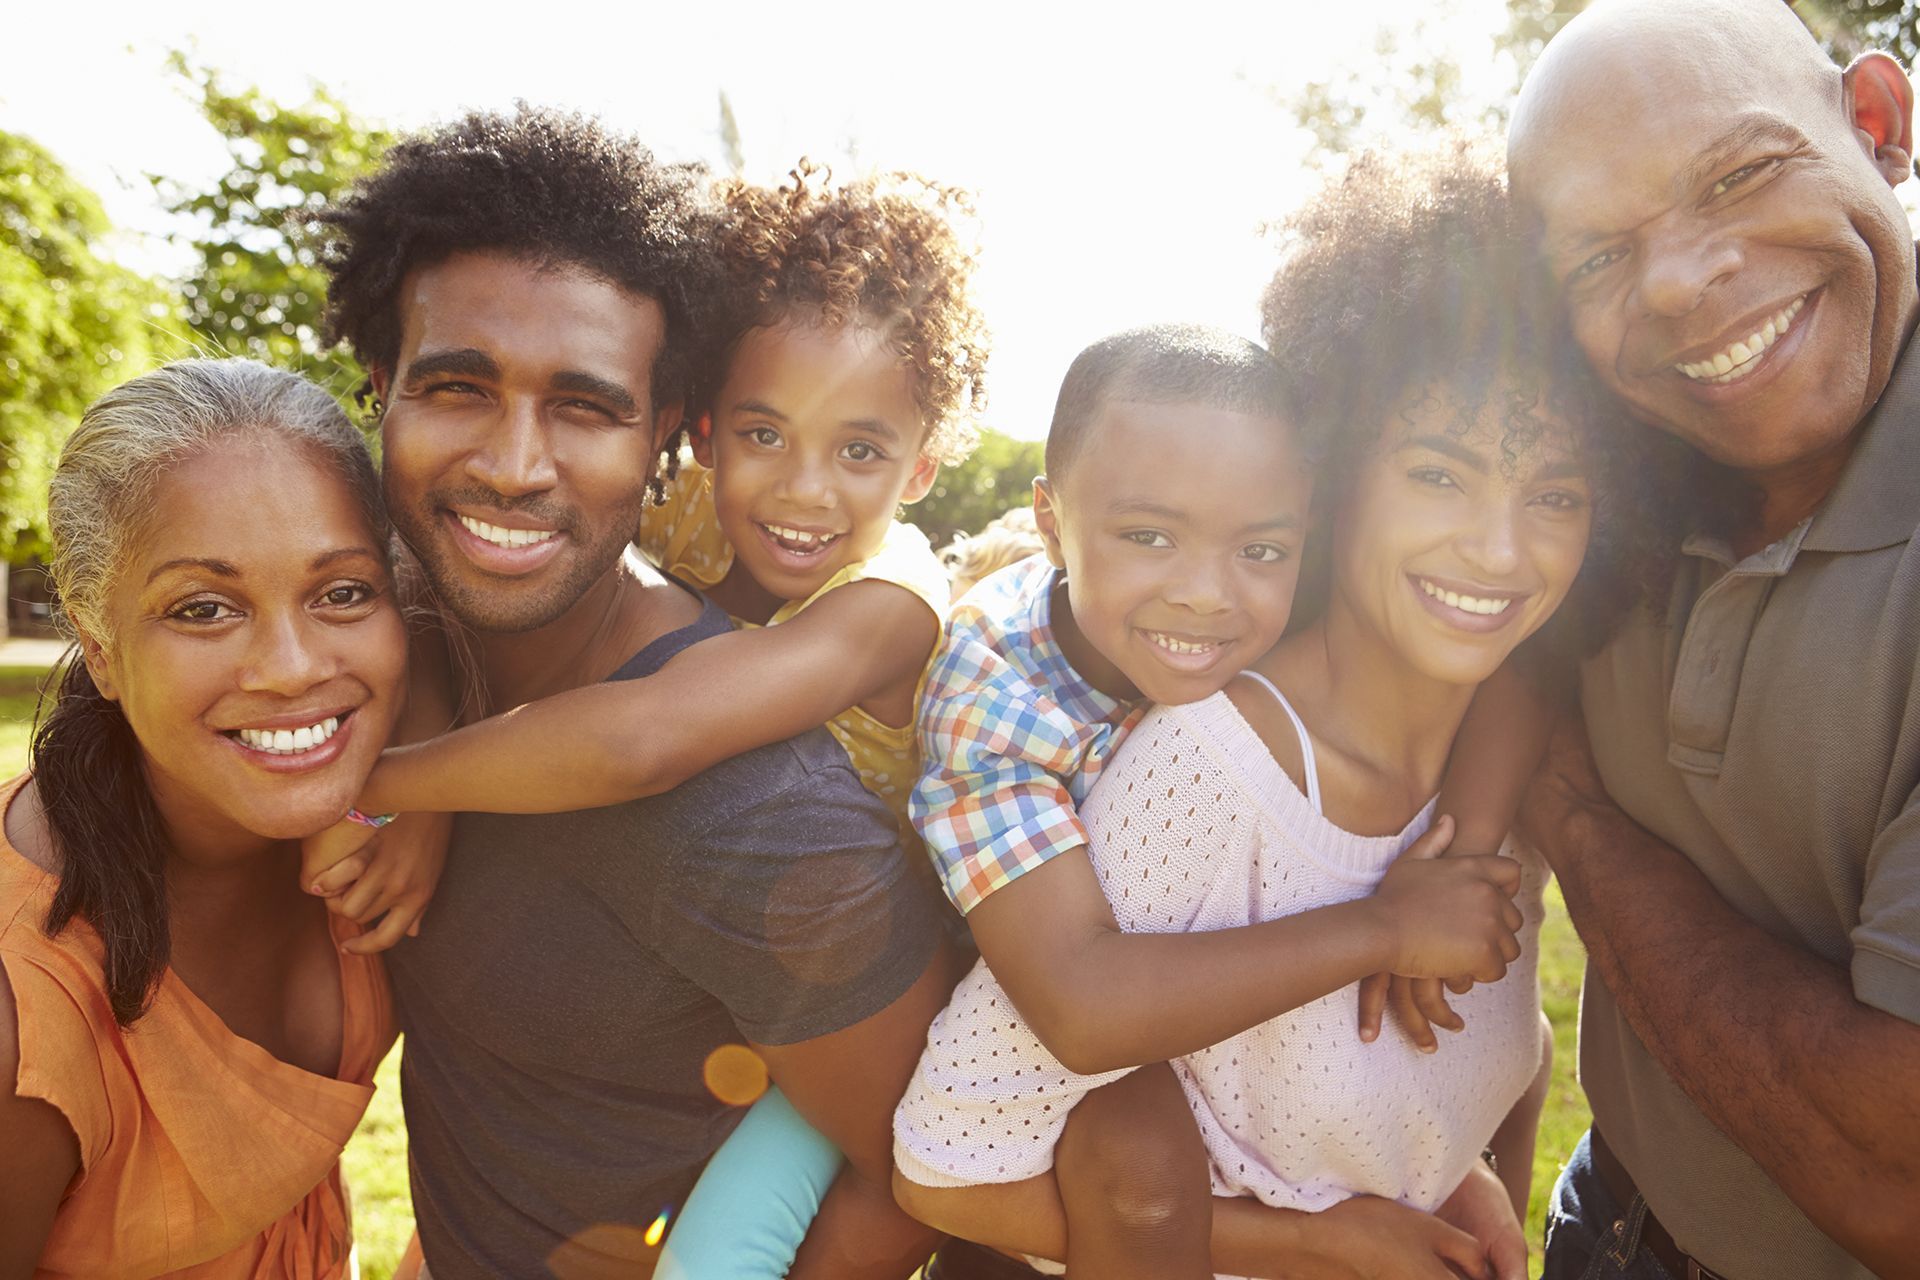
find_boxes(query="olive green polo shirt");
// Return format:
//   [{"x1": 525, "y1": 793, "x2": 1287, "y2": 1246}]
[{"x1": 1579, "y1": 339, "x2": 1920, "y2": 1279}]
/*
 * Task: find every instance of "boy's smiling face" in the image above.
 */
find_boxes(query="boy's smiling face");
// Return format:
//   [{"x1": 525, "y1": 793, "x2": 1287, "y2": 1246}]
[{"x1": 1033, "y1": 399, "x2": 1311, "y2": 705}]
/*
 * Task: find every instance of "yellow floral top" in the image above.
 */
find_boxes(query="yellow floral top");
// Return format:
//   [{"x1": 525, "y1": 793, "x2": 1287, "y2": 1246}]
[{"x1": 638, "y1": 459, "x2": 951, "y2": 838}]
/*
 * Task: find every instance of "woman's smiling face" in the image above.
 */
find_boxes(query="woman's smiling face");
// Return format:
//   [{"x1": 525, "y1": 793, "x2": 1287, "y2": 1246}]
[
  {"x1": 1331, "y1": 381, "x2": 1594, "y2": 688},
  {"x1": 84, "y1": 440, "x2": 407, "y2": 851}
]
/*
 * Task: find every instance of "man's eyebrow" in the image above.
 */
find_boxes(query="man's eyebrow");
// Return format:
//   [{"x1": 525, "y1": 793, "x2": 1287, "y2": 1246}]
[
  {"x1": 1401, "y1": 433, "x2": 1492, "y2": 472},
  {"x1": 1546, "y1": 115, "x2": 1811, "y2": 261},
  {"x1": 551, "y1": 371, "x2": 639, "y2": 415},
  {"x1": 402, "y1": 349, "x2": 501, "y2": 385},
  {"x1": 1677, "y1": 114, "x2": 1811, "y2": 199},
  {"x1": 146, "y1": 557, "x2": 239, "y2": 585}
]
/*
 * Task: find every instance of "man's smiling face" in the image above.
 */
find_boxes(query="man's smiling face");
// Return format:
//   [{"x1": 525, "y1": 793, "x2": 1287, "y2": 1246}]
[
  {"x1": 376, "y1": 251, "x2": 675, "y2": 634},
  {"x1": 1509, "y1": 0, "x2": 1918, "y2": 478}
]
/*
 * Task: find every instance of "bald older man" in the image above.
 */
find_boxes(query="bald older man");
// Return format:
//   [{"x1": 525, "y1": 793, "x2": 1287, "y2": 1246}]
[{"x1": 1508, "y1": 2, "x2": 1920, "y2": 1278}]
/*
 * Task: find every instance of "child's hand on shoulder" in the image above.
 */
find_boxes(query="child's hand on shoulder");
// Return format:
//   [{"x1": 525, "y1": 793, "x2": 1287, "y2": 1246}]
[{"x1": 301, "y1": 811, "x2": 452, "y2": 954}]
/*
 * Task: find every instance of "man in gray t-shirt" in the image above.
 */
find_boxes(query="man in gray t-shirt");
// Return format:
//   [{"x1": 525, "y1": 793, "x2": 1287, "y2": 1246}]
[
  {"x1": 1509, "y1": 2, "x2": 1920, "y2": 1277},
  {"x1": 318, "y1": 109, "x2": 952, "y2": 1278}
]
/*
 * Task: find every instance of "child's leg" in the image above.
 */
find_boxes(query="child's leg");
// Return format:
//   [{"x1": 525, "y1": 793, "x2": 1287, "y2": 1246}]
[
  {"x1": 656, "y1": 1087, "x2": 842, "y2": 1280},
  {"x1": 1054, "y1": 1062, "x2": 1212, "y2": 1280}
]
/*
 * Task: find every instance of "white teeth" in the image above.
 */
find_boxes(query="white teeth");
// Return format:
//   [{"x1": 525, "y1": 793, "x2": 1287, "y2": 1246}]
[
  {"x1": 762, "y1": 523, "x2": 840, "y2": 552},
  {"x1": 1147, "y1": 631, "x2": 1218, "y2": 655},
  {"x1": 458, "y1": 514, "x2": 557, "y2": 549},
  {"x1": 1419, "y1": 579, "x2": 1513, "y2": 616},
  {"x1": 235, "y1": 716, "x2": 341, "y2": 755},
  {"x1": 1675, "y1": 296, "x2": 1806, "y2": 383}
]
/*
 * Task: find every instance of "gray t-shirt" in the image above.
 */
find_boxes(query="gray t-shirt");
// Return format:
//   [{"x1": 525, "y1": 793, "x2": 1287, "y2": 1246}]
[
  {"x1": 387, "y1": 595, "x2": 943, "y2": 1279},
  {"x1": 1580, "y1": 336, "x2": 1920, "y2": 1278}
]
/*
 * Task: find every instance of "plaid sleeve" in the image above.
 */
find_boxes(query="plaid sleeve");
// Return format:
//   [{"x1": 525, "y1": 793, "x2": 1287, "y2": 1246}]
[{"x1": 910, "y1": 632, "x2": 1094, "y2": 915}]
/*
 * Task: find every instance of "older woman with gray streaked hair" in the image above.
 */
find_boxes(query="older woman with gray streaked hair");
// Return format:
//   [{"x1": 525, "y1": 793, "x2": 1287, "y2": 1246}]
[{"x1": 0, "y1": 358, "x2": 410, "y2": 1278}]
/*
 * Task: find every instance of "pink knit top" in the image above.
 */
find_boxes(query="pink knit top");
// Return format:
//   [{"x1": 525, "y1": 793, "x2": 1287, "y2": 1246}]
[{"x1": 894, "y1": 681, "x2": 1545, "y2": 1275}]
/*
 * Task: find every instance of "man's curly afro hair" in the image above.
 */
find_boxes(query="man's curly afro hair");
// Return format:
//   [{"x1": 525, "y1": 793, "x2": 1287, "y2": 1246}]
[
  {"x1": 699, "y1": 161, "x2": 990, "y2": 465},
  {"x1": 1261, "y1": 137, "x2": 1695, "y2": 657},
  {"x1": 318, "y1": 105, "x2": 718, "y2": 411}
]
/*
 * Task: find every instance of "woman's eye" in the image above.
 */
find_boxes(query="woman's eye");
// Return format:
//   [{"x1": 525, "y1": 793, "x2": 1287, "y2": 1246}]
[
  {"x1": 1241, "y1": 542, "x2": 1290, "y2": 564},
  {"x1": 1532, "y1": 488, "x2": 1588, "y2": 514},
  {"x1": 1123, "y1": 530, "x2": 1173, "y2": 549},
  {"x1": 319, "y1": 582, "x2": 376, "y2": 609},
  {"x1": 746, "y1": 426, "x2": 782, "y2": 447},
  {"x1": 842, "y1": 441, "x2": 884, "y2": 462},
  {"x1": 1408, "y1": 466, "x2": 1460, "y2": 490},
  {"x1": 169, "y1": 599, "x2": 236, "y2": 623}
]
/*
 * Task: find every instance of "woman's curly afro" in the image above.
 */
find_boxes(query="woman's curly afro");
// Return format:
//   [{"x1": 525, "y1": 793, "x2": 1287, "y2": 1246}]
[
  {"x1": 704, "y1": 161, "x2": 990, "y2": 465},
  {"x1": 1261, "y1": 137, "x2": 1700, "y2": 654},
  {"x1": 318, "y1": 105, "x2": 719, "y2": 411}
]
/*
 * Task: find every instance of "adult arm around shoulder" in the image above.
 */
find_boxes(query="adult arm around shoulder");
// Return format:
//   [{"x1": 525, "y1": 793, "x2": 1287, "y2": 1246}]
[
  {"x1": 0, "y1": 961, "x2": 83, "y2": 1279},
  {"x1": 1522, "y1": 714, "x2": 1920, "y2": 1276}
]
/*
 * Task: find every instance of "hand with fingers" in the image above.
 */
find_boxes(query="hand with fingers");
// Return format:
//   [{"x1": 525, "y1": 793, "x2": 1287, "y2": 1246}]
[
  {"x1": 300, "y1": 810, "x2": 452, "y2": 954},
  {"x1": 1286, "y1": 1193, "x2": 1504, "y2": 1280},
  {"x1": 1356, "y1": 816, "x2": 1494, "y2": 1053},
  {"x1": 1358, "y1": 815, "x2": 1524, "y2": 1027},
  {"x1": 1433, "y1": 1159, "x2": 1529, "y2": 1280}
]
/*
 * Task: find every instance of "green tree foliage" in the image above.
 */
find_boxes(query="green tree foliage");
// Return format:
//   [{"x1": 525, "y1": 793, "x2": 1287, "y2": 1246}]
[
  {"x1": 156, "y1": 54, "x2": 394, "y2": 400},
  {"x1": 909, "y1": 428, "x2": 1044, "y2": 548},
  {"x1": 0, "y1": 131, "x2": 177, "y2": 560}
]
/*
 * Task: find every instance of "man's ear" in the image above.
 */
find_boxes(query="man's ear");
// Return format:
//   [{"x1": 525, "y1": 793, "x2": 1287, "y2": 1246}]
[
  {"x1": 900, "y1": 455, "x2": 939, "y2": 505},
  {"x1": 369, "y1": 365, "x2": 392, "y2": 405},
  {"x1": 73, "y1": 621, "x2": 119, "y2": 703},
  {"x1": 1846, "y1": 51, "x2": 1915, "y2": 186},
  {"x1": 1030, "y1": 476, "x2": 1067, "y2": 570}
]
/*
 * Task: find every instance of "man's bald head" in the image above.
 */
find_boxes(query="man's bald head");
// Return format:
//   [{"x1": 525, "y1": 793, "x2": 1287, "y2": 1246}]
[
  {"x1": 1511, "y1": 0, "x2": 1837, "y2": 184},
  {"x1": 1506, "y1": 0, "x2": 1917, "y2": 491}
]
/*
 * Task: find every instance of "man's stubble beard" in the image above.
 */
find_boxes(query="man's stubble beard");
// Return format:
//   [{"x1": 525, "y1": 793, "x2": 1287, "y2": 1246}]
[{"x1": 387, "y1": 486, "x2": 649, "y2": 636}]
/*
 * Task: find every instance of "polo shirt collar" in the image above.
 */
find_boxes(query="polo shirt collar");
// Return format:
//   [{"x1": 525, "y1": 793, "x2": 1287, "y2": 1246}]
[{"x1": 1802, "y1": 307, "x2": 1920, "y2": 554}]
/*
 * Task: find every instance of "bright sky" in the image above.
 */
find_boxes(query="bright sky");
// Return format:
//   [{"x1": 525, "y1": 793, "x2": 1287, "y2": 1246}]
[{"x1": 3, "y1": 0, "x2": 1523, "y2": 440}]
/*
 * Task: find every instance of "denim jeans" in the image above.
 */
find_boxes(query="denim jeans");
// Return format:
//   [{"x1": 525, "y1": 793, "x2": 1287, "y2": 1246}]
[{"x1": 1542, "y1": 1130, "x2": 1678, "y2": 1280}]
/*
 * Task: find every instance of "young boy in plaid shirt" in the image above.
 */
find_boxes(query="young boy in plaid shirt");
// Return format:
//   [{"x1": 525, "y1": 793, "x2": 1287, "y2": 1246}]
[{"x1": 898, "y1": 325, "x2": 1529, "y2": 1278}]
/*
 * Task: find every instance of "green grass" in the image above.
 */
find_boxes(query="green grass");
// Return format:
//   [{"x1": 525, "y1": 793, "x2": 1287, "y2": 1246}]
[{"x1": 0, "y1": 652, "x2": 1589, "y2": 1271}]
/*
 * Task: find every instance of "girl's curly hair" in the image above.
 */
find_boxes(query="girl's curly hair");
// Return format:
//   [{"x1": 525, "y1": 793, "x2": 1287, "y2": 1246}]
[
  {"x1": 1261, "y1": 137, "x2": 1719, "y2": 658},
  {"x1": 699, "y1": 162, "x2": 990, "y2": 466}
]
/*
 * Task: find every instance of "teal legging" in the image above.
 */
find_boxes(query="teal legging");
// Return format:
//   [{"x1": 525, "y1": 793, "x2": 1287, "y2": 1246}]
[{"x1": 655, "y1": 1087, "x2": 844, "y2": 1279}]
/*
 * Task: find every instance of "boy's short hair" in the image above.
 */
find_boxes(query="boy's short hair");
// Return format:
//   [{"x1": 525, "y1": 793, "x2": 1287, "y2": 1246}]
[
  {"x1": 318, "y1": 105, "x2": 718, "y2": 411},
  {"x1": 1044, "y1": 324, "x2": 1296, "y2": 483}
]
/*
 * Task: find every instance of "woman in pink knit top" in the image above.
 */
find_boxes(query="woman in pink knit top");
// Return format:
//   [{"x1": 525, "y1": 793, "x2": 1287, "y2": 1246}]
[{"x1": 892, "y1": 147, "x2": 1676, "y2": 1280}]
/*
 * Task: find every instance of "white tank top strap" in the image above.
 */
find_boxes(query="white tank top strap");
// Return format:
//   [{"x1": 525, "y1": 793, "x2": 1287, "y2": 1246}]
[{"x1": 1235, "y1": 671, "x2": 1324, "y2": 815}]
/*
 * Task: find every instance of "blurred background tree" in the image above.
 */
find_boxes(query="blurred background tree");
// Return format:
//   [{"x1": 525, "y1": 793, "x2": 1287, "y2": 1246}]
[
  {"x1": 154, "y1": 54, "x2": 394, "y2": 401},
  {"x1": 0, "y1": 131, "x2": 179, "y2": 564},
  {"x1": 1282, "y1": 0, "x2": 1918, "y2": 161},
  {"x1": 910, "y1": 428, "x2": 1045, "y2": 547}
]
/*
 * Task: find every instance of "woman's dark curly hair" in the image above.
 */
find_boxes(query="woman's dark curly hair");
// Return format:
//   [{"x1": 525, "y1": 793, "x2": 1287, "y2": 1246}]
[
  {"x1": 694, "y1": 161, "x2": 990, "y2": 466},
  {"x1": 317, "y1": 105, "x2": 719, "y2": 416},
  {"x1": 1261, "y1": 138, "x2": 1712, "y2": 659}
]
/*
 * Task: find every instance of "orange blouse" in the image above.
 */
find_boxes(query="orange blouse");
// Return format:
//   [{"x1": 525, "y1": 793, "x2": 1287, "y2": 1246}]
[{"x1": 0, "y1": 775, "x2": 398, "y2": 1279}]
